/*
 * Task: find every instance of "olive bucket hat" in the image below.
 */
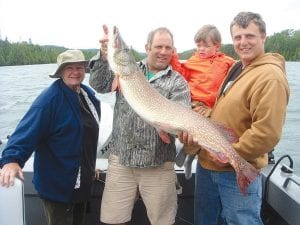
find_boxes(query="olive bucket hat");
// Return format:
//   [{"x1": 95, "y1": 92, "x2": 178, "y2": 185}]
[{"x1": 49, "y1": 49, "x2": 89, "y2": 78}]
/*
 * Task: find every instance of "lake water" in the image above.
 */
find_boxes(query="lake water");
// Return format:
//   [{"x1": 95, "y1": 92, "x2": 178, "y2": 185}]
[{"x1": 0, "y1": 63, "x2": 299, "y2": 175}]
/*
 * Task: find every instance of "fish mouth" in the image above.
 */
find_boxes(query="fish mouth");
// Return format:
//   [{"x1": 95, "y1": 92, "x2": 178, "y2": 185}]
[
  {"x1": 112, "y1": 26, "x2": 134, "y2": 67},
  {"x1": 112, "y1": 26, "x2": 125, "y2": 50},
  {"x1": 112, "y1": 26, "x2": 119, "y2": 49}
]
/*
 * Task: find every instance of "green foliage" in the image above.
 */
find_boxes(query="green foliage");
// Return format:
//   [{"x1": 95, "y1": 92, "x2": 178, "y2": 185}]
[
  {"x1": 1, "y1": 29, "x2": 299, "y2": 66},
  {"x1": 265, "y1": 29, "x2": 300, "y2": 61},
  {"x1": 0, "y1": 40, "x2": 64, "y2": 66},
  {"x1": 221, "y1": 44, "x2": 238, "y2": 59},
  {"x1": 178, "y1": 49, "x2": 194, "y2": 60},
  {"x1": 130, "y1": 46, "x2": 146, "y2": 61},
  {"x1": 0, "y1": 40, "x2": 98, "y2": 66}
]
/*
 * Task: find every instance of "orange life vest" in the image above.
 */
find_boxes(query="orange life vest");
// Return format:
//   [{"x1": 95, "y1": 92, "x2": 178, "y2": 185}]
[{"x1": 171, "y1": 52, "x2": 235, "y2": 107}]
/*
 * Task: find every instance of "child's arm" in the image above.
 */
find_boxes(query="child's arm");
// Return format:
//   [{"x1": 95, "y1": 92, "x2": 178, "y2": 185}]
[{"x1": 170, "y1": 52, "x2": 191, "y2": 80}]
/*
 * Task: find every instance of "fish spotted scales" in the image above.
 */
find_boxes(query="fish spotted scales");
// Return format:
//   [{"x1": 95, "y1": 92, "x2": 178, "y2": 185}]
[{"x1": 107, "y1": 26, "x2": 259, "y2": 194}]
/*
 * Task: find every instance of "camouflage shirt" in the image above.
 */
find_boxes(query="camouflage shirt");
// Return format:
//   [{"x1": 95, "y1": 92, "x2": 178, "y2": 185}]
[{"x1": 89, "y1": 52, "x2": 191, "y2": 167}]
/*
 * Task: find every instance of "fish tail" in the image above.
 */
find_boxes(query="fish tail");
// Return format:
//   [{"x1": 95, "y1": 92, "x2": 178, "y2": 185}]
[{"x1": 236, "y1": 164, "x2": 259, "y2": 195}]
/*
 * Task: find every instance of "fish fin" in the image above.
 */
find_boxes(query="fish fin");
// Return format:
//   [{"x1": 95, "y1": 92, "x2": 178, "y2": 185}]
[
  {"x1": 200, "y1": 143, "x2": 229, "y2": 163},
  {"x1": 205, "y1": 147, "x2": 229, "y2": 164},
  {"x1": 158, "y1": 130, "x2": 171, "y2": 144},
  {"x1": 175, "y1": 147, "x2": 186, "y2": 167},
  {"x1": 117, "y1": 82, "x2": 121, "y2": 92},
  {"x1": 213, "y1": 151, "x2": 229, "y2": 164},
  {"x1": 211, "y1": 120, "x2": 238, "y2": 143},
  {"x1": 184, "y1": 154, "x2": 195, "y2": 179},
  {"x1": 236, "y1": 163, "x2": 259, "y2": 195},
  {"x1": 111, "y1": 75, "x2": 120, "y2": 92}
]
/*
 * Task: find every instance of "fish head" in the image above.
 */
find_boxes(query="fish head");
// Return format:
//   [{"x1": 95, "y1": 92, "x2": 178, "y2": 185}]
[{"x1": 108, "y1": 26, "x2": 139, "y2": 78}]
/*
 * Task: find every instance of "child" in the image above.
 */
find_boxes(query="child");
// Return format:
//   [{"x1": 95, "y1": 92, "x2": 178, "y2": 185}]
[{"x1": 171, "y1": 25, "x2": 235, "y2": 179}]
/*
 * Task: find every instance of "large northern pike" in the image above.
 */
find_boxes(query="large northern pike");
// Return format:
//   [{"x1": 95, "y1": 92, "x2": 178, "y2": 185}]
[{"x1": 107, "y1": 26, "x2": 259, "y2": 194}]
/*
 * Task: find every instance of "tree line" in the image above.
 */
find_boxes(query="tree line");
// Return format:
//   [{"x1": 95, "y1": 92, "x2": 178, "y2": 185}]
[
  {"x1": 0, "y1": 29, "x2": 299, "y2": 66},
  {"x1": 0, "y1": 40, "x2": 98, "y2": 66},
  {"x1": 0, "y1": 38, "x2": 145, "y2": 66}
]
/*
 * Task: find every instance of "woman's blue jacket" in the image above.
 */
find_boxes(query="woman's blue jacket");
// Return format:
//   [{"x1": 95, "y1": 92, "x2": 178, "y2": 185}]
[{"x1": 0, "y1": 79, "x2": 100, "y2": 202}]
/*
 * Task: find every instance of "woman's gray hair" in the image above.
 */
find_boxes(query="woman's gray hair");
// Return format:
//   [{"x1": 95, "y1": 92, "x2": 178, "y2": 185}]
[{"x1": 230, "y1": 12, "x2": 266, "y2": 35}]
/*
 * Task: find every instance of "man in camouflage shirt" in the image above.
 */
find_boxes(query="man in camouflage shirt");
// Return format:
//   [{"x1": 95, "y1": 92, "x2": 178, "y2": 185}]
[{"x1": 89, "y1": 25, "x2": 190, "y2": 225}]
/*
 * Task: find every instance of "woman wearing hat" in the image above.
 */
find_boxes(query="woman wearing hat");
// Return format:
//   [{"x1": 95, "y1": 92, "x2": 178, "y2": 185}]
[{"x1": 0, "y1": 49, "x2": 101, "y2": 225}]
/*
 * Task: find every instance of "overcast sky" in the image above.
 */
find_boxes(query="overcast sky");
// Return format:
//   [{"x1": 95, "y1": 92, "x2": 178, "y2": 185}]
[{"x1": 0, "y1": 0, "x2": 299, "y2": 52}]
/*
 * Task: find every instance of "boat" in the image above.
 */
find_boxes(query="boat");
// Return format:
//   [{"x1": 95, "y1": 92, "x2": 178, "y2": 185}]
[{"x1": 0, "y1": 102, "x2": 299, "y2": 225}]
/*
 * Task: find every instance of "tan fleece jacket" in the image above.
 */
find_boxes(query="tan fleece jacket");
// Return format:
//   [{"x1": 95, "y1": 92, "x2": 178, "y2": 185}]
[{"x1": 199, "y1": 53, "x2": 290, "y2": 171}]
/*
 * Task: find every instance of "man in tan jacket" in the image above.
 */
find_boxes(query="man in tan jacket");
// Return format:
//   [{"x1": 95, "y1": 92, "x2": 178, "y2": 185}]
[{"x1": 178, "y1": 12, "x2": 289, "y2": 225}]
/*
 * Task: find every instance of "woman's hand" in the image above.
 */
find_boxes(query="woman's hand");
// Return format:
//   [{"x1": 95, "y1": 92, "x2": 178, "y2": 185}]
[{"x1": 0, "y1": 162, "x2": 24, "y2": 187}]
